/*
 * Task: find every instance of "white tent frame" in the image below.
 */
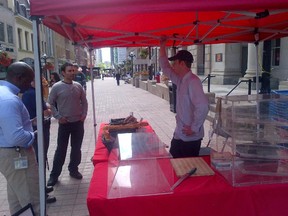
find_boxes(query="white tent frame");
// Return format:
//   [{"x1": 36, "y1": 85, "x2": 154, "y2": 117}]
[{"x1": 31, "y1": 9, "x2": 288, "y2": 216}]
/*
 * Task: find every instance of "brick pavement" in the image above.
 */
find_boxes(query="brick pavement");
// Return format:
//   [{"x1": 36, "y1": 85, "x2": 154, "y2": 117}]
[{"x1": 0, "y1": 77, "x2": 253, "y2": 215}]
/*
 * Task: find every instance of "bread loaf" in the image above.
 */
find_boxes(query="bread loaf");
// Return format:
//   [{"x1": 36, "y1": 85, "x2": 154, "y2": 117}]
[{"x1": 103, "y1": 121, "x2": 148, "y2": 131}]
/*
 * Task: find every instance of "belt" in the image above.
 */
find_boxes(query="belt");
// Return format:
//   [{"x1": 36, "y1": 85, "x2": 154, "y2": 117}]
[
  {"x1": 0, "y1": 146, "x2": 19, "y2": 149},
  {"x1": 0, "y1": 146, "x2": 31, "y2": 151}
]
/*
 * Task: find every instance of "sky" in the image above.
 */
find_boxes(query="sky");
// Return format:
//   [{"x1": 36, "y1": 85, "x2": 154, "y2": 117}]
[{"x1": 102, "y1": 48, "x2": 111, "y2": 62}]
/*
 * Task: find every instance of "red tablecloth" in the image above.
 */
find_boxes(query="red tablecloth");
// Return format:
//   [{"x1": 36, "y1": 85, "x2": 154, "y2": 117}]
[
  {"x1": 92, "y1": 122, "x2": 155, "y2": 165},
  {"x1": 87, "y1": 157, "x2": 288, "y2": 216},
  {"x1": 88, "y1": 123, "x2": 288, "y2": 216}
]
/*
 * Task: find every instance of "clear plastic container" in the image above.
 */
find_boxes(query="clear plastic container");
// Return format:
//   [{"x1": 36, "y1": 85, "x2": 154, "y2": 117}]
[
  {"x1": 211, "y1": 94, "x2": 288, "y2": 186},
  {"x1": 107, "y1": 132, "x2": 173, "y2": 198}
]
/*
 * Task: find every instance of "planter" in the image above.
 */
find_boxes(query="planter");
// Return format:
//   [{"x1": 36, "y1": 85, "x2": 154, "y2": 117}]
[
  {"x1": 135, "y1": 77, "x2": 140, "y2": 88},
  {"x1": 140, "y1": 75, "x2": 149, "y2": 81},
  {"x1": 132, "y1": 77, "x2": 139, "y2": 86}
]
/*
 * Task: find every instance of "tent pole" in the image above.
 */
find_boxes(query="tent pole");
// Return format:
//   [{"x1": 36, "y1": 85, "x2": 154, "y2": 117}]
[
  {"x1": 32, "y1": 18, "x2": 46, "y2": 216},
  {"x1": 254, "y1": 31, "x2": 260, "y2": 94},
  {"x1": 89, "y1": 48, "x2": 97, "y2": 145},
  {"x1": 255, "y1": 43, "x2": 260, "y2": 94},
  {"x1": 254, "y1": 36, "x2": 261, "y2": 139}
]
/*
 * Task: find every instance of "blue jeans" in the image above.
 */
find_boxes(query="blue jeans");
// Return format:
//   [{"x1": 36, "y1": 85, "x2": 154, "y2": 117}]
[{"x1": 50, "y1": 121, "x2": 84, "y2": 178}]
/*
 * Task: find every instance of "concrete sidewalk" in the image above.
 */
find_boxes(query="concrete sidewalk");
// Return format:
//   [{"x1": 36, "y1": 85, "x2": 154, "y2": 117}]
[{"x1": 0, "y1": 77, "x2": 253, "y2": 215}]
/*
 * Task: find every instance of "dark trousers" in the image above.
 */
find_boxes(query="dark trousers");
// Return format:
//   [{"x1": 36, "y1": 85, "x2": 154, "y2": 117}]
[
  {"x1": 116, "y1": 79, "x2": 120, "y2": 86},
  {"x1": 33, "y1": 119, "x2": 51, "y2": 162},
  {"x1": 169, "y1": 137, "x2": 202, "y2": 158},
  {"x1": 50, "y1": 121, "x2": 84, "y2": 178}
]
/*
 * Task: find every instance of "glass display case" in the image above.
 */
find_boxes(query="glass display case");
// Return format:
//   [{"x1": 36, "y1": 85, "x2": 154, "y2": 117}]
[
  {"x1": 211, "y1": 94, "x2": 288, "y2": 186},
  {"x1": 107, "y1": 132, "x2": 173, "y2": 198},
  {"x1": 117, "y1": 132, "x2": 171, "y2": 160}
]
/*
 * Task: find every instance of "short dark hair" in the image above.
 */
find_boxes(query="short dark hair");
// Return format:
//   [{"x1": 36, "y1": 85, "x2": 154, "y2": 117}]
[
  {"x1": 61, "y1": 62, "x2": 73, "y2": 72},
  {"x1": 6, "y1": 62, "x2": 34, "y2": 81},
  {"x1": 6, "y1": 62, "x2": 34, "y2": 91}
]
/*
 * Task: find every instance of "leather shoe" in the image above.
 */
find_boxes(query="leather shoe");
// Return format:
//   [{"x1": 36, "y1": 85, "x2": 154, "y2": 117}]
[
  {"x1": 46, "y1": 195, "x2": 57, "y2": 204},
  {"x1": 47, "y1": 176, "x2": 58, "y2": 186},
  {"x1": 46, "y1": 186, "x2": 54, "y2": 194},
  {"x1": 69, "y1": 171, "x2": 83, "y2": 180}
]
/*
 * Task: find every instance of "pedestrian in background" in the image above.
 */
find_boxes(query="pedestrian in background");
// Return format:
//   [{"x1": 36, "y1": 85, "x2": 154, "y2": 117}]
[
  {"x1": 159, "y1": 36, "x2": 209, "y2": 158},
  {"x1": 73, "y1": 63, "x2": 87, "y2": 92},
  {"x1": 50, "y1": 72, "x2": 61, "y2": 87},
  {"x1": 116, "y1": 72, "x2": 121, "y2": 86},
  {"x1": 47, "y1": 62, "x2": 88, "y2": 187},
  {"x1": 0, "y1": 62, "x2": 40, "y2": 215},
  {"x1": 42, "y1": 75, "x2": 49, "y2": 101}
]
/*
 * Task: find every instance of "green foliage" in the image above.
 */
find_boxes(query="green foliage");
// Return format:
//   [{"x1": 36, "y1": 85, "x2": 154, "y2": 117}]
[{"x1": 139, "y1": 48, "x2": 148, "y2": 59}]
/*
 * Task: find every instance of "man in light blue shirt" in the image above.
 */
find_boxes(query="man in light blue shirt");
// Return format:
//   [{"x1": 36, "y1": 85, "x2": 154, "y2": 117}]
[
  {"x1": 0, "y1": 62, "x2": 40, "y2": 215},
  {"x1": 0, "y1": 82, "x2": 34, "y2": 148},
  {"x1": 159, "y1": 37, "x2": 209, "y2": 158}
]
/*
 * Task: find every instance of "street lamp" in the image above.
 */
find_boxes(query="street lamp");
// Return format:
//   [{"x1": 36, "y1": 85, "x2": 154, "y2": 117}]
[
  {"x1": 129, "y1": 52, "x2": 135, "y2": 77},
  {"x1": 41, "y1": 53, "x2": 54, "y2": 80},
  {"x1": 40, "y1": 53, "x2": 48, "y2": 80}
]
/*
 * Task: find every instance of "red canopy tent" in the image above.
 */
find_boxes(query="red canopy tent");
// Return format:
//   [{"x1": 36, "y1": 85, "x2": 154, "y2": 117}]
[
  {"x1": 30, "y1": 0, "x2": 288, "y2": 14},
  {"x1": 29, "y1": 0, "x2": 288, "y2": 48},
  {"x1": 29, "y1": 1, "x2": 288, "y2": 215}
]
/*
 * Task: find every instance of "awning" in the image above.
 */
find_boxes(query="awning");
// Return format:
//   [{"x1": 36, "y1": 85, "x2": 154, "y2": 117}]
[{"x1": 30, "y1": 0, "x2": 288, "y2": 48}]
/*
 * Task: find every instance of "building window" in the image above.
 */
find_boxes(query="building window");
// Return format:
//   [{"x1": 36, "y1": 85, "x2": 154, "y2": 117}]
[
  {"x1": 44, "y1": 42, "x2": 47, "y2": 54},
  {"x1": 271, "y1": 39, "x2": 280, "y2": 66},
  {"x1": 66, "y1": 50, "x2": 70, "y2": 60},
  {"x1": 31, "y1": 34, "x2": 34, "y2": 51},
  {"x1": 25, "y1": 31, "x2": 29, "y2": 51},
  {"x1": 18, "y1": 28, "x2": 22, "y2": 50},
  {"x1": 7, "y1": 25, "x2": 13, "y2": 44},
  {"x1": 0, "y1": 22, "x2": 5, "y2": 42}
]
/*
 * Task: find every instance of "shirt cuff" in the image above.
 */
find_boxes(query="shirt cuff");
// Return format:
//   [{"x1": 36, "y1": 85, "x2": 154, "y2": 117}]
[{"x1": 26, "y1": 132, "x2": 35, "y2": 148}]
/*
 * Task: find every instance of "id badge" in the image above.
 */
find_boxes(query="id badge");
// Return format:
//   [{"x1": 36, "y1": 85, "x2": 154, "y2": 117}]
[{"x1": 14, "y1": 156, "x2": 28, "y2": 170}]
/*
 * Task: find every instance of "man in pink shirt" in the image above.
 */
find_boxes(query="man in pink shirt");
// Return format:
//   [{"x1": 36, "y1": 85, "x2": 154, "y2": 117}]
[{"x1": 159, "y1": 37, "x2": 209, "y2": 158}]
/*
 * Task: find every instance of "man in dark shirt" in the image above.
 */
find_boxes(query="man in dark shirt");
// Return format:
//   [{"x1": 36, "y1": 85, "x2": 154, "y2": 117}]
[
  {"x1": 22, "y1": 79, "x2": 56, "y2": 203},
  {"x1": 22, "y1": 80, "x2": 51, "y2": 162}
]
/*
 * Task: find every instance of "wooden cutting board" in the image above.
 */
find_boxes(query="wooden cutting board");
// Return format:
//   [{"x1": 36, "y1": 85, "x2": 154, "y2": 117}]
[{"x1": 170, "y1": 157, "x2": 215, "y2": 177}]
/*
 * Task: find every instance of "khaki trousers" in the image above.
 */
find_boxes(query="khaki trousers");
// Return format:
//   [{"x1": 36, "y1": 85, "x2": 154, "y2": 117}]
[{"x1": 0, "y1": 147, "x2": 40, "y2": 216}]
